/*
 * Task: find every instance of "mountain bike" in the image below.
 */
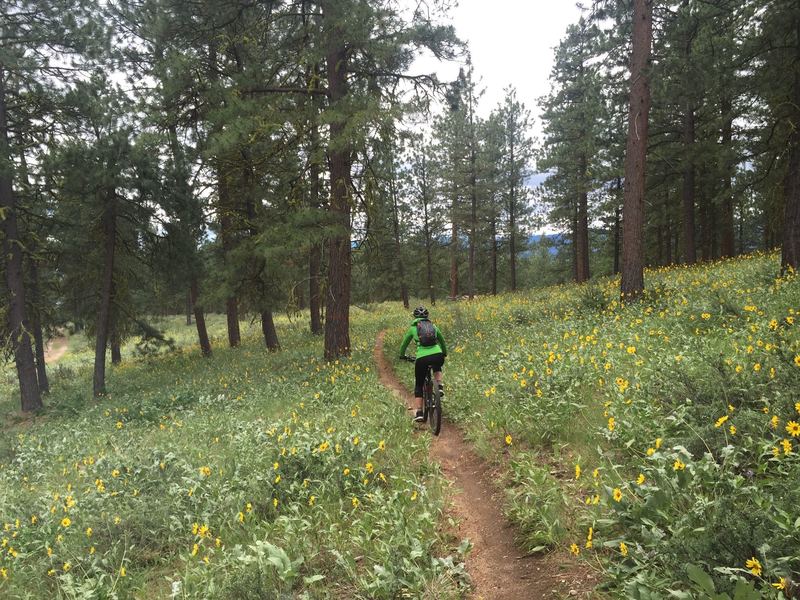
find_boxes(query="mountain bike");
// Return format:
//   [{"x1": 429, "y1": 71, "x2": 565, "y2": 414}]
[{"x1": 402, "y1": 356, "x2": 442, "y2": 436}]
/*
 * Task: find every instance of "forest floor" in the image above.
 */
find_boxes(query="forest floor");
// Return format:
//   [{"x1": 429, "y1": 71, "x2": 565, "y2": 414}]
[
  {"x1": 374, "y1": 331, "x2": 596, "y2": 600},
  {"x1": 44, "y1": 335, "x2": 69, "y2": 363}
]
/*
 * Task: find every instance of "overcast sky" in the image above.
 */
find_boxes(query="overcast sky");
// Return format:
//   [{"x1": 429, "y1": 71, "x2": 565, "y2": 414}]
[{"x1": 410, "y1": 1, "x2": 584, "y2": 136}]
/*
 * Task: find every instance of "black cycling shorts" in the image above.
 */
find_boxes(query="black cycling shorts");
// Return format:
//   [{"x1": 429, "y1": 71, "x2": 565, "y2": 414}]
[{"x1": 414, "y1": 353, "x2": 444, "y2": 397}]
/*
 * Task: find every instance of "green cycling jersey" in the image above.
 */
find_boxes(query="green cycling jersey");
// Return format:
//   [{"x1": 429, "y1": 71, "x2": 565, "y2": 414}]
[{"x1": 399, "y1": 318, "x2": 448, "y2": 359}]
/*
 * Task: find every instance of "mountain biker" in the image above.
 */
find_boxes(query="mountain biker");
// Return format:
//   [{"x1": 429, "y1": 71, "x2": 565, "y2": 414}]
[{"x1": 399, "y1": 306, "x2": 447, "y2": 422}]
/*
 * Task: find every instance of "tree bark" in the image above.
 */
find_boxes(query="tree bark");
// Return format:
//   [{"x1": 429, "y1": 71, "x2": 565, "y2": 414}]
[
  {"x1": 613, "y1": 203, "x2": 621, "y2": 275},
  {"x1": 419, "y1": 152, "x2": 436, "y2": 306},
  {"x1": 664, "y1": 193, "x2": 673, "y2": 265},
  {"x1": 323, "y1": 4, "x2": 352, "y2": 360},
  {"x1": 185, "y1": 289, "x2": 192, "y2": 325},
  {"x1": 509, "y1": 128, "x2": 518, "y2": 291},
  {"x1": 490, "y1": 215, "x2": 498, "y2": 295},
  {"x1": 450, "y1": 196, "x2": 459, "y2": 299},
  {"x1": 719, "y1": 96, "x2": 735, "y2": 258},
  {"x1": 218, "y1": 166, "x2": 241, "y2": 348},
  {"x1": 468, "y1": 143, "x2": 477, "y2": 300},
  {"x1": 782, "y1": 18, "x2": 800, "y2": 274},
  {"x1": 261, "y1": 310, "x2": 280, "y2": 351},
  {"x1": 0, "y1": 66, "x2": 40, "y2": 411},
  {"x1": 309, "y1": 243, "x2": 323, "y2": 334},
  {"x1": 28, "y1": 255, "x2": 49, "y2": 394},
  {"x1": 93, "y1": 193, "x2": 116, "y2": 396},
  {"x1": 682, "y1": 105, "x2": 697, "y2": 264},
  {"x1": 389, "y1": 170, "x2": 409, "y2": 308},
  {"x1": 620, "y1": 0, "x2": 652, "y2": 300},
  {"x1": 190, "y1": 279, "x2": 212, "y2": 356},
  {"x1": 111, "y1": 341, "x2": 121, "y2": 365},
  {"x1": 576, "y1": 152, "x2": 590, "y2": 283}
]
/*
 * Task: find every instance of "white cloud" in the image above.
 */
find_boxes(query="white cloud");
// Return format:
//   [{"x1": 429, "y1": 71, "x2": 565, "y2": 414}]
[{"x1": 409, "y1": 0, "x2": 584, "y2": 134}]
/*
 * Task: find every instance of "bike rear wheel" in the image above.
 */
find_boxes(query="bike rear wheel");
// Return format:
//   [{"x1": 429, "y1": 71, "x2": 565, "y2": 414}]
[{"x1": 422, "y1": 378, "x2": 432, "y2": 421}]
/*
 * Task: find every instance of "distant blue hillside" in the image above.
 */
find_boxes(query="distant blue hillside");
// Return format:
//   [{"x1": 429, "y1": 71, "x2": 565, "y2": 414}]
[{"x1": 526, "y1": 233, "x2": 564, "y2": 256}]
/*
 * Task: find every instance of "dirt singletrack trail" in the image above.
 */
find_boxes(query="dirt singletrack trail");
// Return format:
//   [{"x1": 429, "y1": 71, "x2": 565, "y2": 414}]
[
  {"x1": 44, "y1": 336, "x2": 69, "y2": 364},
  {"x1": 375, "y1": 331, "x2": 590, "y2": 600}
]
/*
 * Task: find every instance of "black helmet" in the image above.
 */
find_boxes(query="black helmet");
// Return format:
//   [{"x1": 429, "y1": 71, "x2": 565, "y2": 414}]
[{"x1": 413, "y1": 306, "x2": 429, "y2": 319}]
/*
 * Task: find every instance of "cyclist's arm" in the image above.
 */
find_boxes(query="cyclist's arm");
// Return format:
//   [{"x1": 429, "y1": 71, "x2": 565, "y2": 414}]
[
  {"x1": 398, "y1": 327, "x2": 414, "y2": 358},
  {"x1": 436, "y1": 327, "x2": 448, "y2": 356}
]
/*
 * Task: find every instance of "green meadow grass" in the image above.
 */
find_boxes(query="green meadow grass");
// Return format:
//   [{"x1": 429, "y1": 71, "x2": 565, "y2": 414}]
[
  {"x1": 3, "y1": 251, "x2": 798, "y2": 599},
  {"x1": 384, "y1": 252, "x2": 800, "y2": 599},
  {"x1": 0, "y1": 311, "x2": 468, "y2": 599}
]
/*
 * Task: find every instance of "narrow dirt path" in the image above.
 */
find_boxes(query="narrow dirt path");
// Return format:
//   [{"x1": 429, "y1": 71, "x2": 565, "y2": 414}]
[
  {"x1": 375, "y1": 331, "x2": 587, "y2": 600},
  {"x1": 44, "y1": 336, "x2": 69, "y2": 364}
]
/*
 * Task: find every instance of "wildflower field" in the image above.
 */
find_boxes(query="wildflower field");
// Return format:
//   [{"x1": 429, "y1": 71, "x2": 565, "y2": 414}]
[
  {"x1": 0, "y1": 313, "x2": 468, "y2": 599},
  {"x1": 386, "y1": 251, "x2": 799, "y2": 599},
  {"x1": 1, "y1": 251, "x2": 798, "y2": 599}
]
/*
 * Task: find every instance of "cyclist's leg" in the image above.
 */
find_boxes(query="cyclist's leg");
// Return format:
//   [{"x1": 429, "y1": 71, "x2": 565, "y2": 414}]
[
  {"x1": 413, "y1": 357, "x2": 427, "y2": 417},
  {"x1": 431, "y1": 354, "x2": 445, "y2": 391}
]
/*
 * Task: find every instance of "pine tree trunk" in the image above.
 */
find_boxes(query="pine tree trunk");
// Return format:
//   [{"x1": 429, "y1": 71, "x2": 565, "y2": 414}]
[
  {"x1": 682, "y1": 105, "x2": 697, "y2": 264},
  {"x1": 0, "y1": 68, "x2": 40, "y2": 411},
  {"x1": 309, "y1": 243, "x2": 323, "y2": 334},
  {"x1": 186, "y1": 289, "x2": 192, "y2": 325},
  {"x1": 699, "y1": 191, "x2": 711, "y2": 261},
  {"x1": 28, "y1": 255, "x2": 49, "y2": 394},
  {"x1": 468, "y1": 149, "x2": 477, "y2": 300},
  {"x1": 450, "y1": 203, "x2": 459, "y2": 299},
  {"x1": 111, "y1": 342, "x2": 121, "y2": 365},
  {"x1": 782, "y1": 18, "x2": 800, "y2": 274},
  {"x1": 423, "y1": 196, "x2": 436, "y2": 306},
  {"x1": 620, "y1": 0, "x2": 652, "y2": 300},
  {"x1": 218, "y1": 167, "x2": 241, "y2": 348},
  {"x1": 323, "y1": 5, "x2": 351, "y2": 360},
  {"x1": 664, "y1": 194, "x2": 673, "y2": 265},
  {"x1": 509, "y1": 133, "x2": 518, "y2": 291},
  {"x1": 613, "y1": 203, "x2": 621, "y2": 275},
  {"x1": 308, "y1": 73, "x2": 324, "y2": 336},
  {"x1": 719, "y1": 97, "x2": 736, "y2": 258},
  {"x1": 576, "y1": 154, "x2": 590, "y2": 283},
  {"x1": 389, "y1": 172, "x2": 409, "y2": 308},
  {"x1": 261, "y1": 310, "x2": 280, "y2": 351},
  {"x1": 189, "y1": 280, "x2": 212, "y2": 356},
  {"x1": 571, "y1": 205, "x2": 579, "y2": 281},
  {"x1": 93, "y1": 194, "x2": 116, "y2": 396},
  {"x1": 490, "y1": 215, "x2": 498, "y2": 295},
  {"x1": 656, "y1": 204, "x2": 664, "y2": 266}
]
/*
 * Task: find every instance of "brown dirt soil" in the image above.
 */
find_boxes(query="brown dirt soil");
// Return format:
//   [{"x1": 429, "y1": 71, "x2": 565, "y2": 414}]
[
  {"x1": 44, "y1": 336, "x2": 69, "y2": 364},
  {"x1": 375, "y1": 331, "x2": 599, "y2": 600}
]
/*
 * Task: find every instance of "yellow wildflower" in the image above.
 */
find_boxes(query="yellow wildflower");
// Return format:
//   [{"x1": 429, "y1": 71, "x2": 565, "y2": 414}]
[{"x1": 745, "y1": 557, "x2": 762, "y2": 576}]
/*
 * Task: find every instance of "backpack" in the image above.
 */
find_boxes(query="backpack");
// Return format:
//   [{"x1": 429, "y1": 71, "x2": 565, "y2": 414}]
[{"x1": 416, "y1": 319, "x2": 438, "y2": 347}]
